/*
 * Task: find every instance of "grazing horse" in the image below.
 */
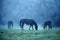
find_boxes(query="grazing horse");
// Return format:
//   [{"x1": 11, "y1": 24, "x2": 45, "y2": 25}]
[
  {"x1": 43, "y1": 21, "x2": 52, "y2": 30},
  {"x1": 8, "y1": 21, "x2": 13, "y2": 29},
  {"x1": 19, "y1": 19, "x2": 38, "y2": 30}
]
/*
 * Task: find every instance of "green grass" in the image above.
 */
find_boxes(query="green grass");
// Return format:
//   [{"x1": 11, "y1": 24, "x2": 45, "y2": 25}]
[{"x1": 0, "y1": 29, "x2": 60, "y2": 40}]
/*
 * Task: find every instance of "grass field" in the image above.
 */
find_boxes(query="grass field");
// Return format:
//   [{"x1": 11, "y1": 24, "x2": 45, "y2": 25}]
[{"x1": 0, "y1": 29, "x2": 60, "y2": 40}]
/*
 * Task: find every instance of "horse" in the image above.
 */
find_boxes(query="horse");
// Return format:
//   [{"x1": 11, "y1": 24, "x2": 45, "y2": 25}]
[
  {"x1": 43, "y1": 21, "x2": 52, "y2": 30},
  {"x1": 19, "y1": 19, "x2": 38, "y2": 30},
  {"x1": 8, "y1": 21, "x2": 13, "y2": 29}
]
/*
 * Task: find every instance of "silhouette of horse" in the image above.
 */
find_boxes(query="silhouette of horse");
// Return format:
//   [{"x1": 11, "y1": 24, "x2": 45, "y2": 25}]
[
  {"x1": 8, "y1": 21, "x2": 13, "y2": 29},
  {"x1": 19, "y1": 19, "x2": 38, "y2": 30},
  {"x1": 43, "y1": 21, "x2": 52, "y2": 29}
]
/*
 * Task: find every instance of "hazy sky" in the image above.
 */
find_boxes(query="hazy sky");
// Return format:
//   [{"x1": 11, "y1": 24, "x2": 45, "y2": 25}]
[{"x1": 0, "y1": 0, "x2": 60, "y2": 27}]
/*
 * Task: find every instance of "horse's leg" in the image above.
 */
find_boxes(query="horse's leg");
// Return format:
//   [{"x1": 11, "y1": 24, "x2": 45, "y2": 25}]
[
  {"x1": 29, "y1": 25, "x2": 31, "y2": 30},
  {"x1": 8, "y1": 24, "x2": 9, "y2": 29},
  {"x1": 21, "y1": 23, "x2": 24, "y2": 30},
  {"x1": 47, "y1": 25, "x2": 49, "y2": 30},
  {"x1": 49, "y1": 25, "x2": 52, "y2": 30},
  {"x1": 12, "y1": 22, "x2": 13, "y2": 29},
  {"x1": 32, "y1": 25, "x2": 34, "y2": 30},
  {"x1": 43, "y1": 23, "x2": 46, "y2": 30},
  {"x1": 8, "y1": 22, "x2": 9, "y2": 29},
  {"x1": 8, "y1": 22, "x2": 10, "y2": 29},
  {"x1": 43, "y1": 25, "x2": 46, "y2": 30},
  {"x1": 22, "y1": 24, "x2": 24, "y2": 30}
]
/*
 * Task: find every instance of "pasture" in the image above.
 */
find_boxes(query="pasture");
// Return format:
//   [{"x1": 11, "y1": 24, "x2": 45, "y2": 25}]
[{"x1": 0, "y1": 29, "x2": 60, "y2": 40}]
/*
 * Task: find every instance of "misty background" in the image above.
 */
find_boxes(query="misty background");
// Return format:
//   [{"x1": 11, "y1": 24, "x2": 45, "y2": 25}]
[{"x1": 0, "y1": 0, "x2": 60, "y2": 29}]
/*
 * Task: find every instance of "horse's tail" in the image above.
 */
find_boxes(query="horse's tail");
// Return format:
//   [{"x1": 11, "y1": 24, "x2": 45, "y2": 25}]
[{"x1": 34, "y1": 21, "x2": 38, "y2": 30}]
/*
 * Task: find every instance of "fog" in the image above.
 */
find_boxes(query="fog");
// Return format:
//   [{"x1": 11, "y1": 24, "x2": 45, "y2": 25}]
[{"x1": 0, "y1": 0, "x2": 60, "y2": 29}]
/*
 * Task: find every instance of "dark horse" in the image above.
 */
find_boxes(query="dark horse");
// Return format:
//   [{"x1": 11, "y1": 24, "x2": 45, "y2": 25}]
[
  {"x1": 43, "y1": 21, "x2": 52, "y2": 29},
  {"x1": 8, "y1": 21, "x2": 13, "y2": 29},
  {"x1": 19, "y1": 19, "x2": 38, "y2": 30}
]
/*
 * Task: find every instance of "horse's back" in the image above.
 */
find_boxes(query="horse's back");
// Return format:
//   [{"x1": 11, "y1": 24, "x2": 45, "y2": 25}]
[
  {"x1": 20, "y1": 19, "x2": 35, "y2": 24},
  {"x1": 44, "y1": 21, "x2": 51, "y2": 26}
]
